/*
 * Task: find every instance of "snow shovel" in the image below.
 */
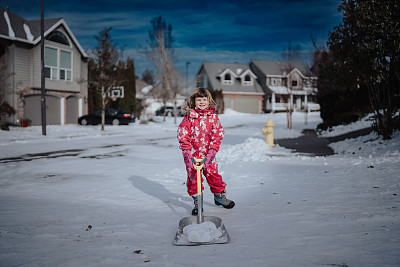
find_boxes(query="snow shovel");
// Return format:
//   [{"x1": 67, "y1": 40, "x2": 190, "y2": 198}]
[{"x1": 173, "y1": 157, "x2": 231, "y2": 246}]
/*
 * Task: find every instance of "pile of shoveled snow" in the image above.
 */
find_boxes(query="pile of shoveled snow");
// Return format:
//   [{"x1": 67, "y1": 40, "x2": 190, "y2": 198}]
[
  {"x1": 183, "y1": 221, "x2": 223, "y2": 243},
  {"x1": 219, "y1": 138, "x2": 293, "y2": 163}
]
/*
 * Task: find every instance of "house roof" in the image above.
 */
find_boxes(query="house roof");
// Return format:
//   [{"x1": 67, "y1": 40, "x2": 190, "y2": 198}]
[
  {"x1": 0, "y1": 7, "x2": 87, "y2": 57},
  {"x1": 200, "y1": 62, "x2": 264, "y2": 95},
  {"x1": 135, "y1": 78, "x2": 153, "y2": 98},
  {"x1": 251, "y1": 60, "x2": 315, "y2": 77}
]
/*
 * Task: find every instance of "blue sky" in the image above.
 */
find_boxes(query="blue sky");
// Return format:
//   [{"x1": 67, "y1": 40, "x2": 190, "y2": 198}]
[{"x1": 1, "y1": 0, "x2": 343, "y2": 83}]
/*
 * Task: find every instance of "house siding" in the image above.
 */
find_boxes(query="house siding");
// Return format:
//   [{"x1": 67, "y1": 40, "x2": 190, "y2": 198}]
[
  {"x1": 13, "y1": 43, "x2": 32, "y2": 90},
  {"x1": 31, "y1": 42, "x2": 82, "y2": 92}
]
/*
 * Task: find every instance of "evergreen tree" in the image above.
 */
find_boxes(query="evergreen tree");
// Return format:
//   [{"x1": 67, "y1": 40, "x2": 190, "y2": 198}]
[
  {"x1": 115, "y1": 58, "x2": 136, "y2": 113},
  {"x1": 88, "y1": 29, "x2": 138, "y2": 125},
  {"x1": 326, "y1": 0, "x2": 400, "y2": 139}
]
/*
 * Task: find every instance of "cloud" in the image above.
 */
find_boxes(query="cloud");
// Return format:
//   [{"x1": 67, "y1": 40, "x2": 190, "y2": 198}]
[{"x1": 1, "y1": 0, "x2": 343, "y2": 81}]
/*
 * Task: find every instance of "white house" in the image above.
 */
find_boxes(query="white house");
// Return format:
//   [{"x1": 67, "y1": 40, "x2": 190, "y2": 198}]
[{"x1": 250, "y1": 60, "x2": 319, "y2": 113}]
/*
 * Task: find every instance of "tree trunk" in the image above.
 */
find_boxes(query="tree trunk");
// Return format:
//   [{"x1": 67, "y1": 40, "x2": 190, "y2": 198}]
[{"x1": 101, "y1": 86, "x2": 105, "y2": 131}]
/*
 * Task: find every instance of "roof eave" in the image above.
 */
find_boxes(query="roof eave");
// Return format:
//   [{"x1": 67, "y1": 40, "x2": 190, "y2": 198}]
[{"x1": 32, "y1": 18, "x2": 88, "y2": 58}]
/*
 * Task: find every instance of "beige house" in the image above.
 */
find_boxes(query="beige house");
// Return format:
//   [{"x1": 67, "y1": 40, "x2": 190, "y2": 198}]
[
  {"x1": 196, "y1": 62, "x2": 265, "y2": 114},
  {"x1": 0, "y1": 8, "x2": 88, "y2": 126}
]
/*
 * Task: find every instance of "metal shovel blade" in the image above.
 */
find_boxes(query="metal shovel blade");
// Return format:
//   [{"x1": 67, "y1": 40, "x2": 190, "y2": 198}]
[{"x1": 173, "y1": 215, "x2": 230, "y2": 246}]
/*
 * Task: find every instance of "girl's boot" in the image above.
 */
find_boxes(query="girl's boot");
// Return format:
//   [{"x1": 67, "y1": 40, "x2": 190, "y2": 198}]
[{"x1": 214, "y1": 190, "x2": 235, "y2": 209}]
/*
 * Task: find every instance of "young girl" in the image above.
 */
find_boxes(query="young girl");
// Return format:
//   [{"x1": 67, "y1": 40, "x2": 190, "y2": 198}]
[{"x1": 177, "y1": 87, "x2": 235, "y2": 215}]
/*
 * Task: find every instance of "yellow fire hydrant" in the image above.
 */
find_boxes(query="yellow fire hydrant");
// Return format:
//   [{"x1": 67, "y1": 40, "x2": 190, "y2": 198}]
[{"x1": 261, "y1": 119, "x2": 275, "y2": 147}]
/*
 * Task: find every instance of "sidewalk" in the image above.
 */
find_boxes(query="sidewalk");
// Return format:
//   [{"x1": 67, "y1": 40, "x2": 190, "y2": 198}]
[{"x1": 275, "y1": 127, "x2": 373, "y2": 156}]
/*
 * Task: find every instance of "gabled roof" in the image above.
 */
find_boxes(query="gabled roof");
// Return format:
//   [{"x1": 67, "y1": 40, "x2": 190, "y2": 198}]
[
  {"x1": 0, "y1": 8, "x2": 87, "y2": 57},
  {"x1": 200, "y1": 62, "x2": 264, "y2": 95},
  {"x1": 251, "y1": 60, "x2": 315, "y2": 77}
]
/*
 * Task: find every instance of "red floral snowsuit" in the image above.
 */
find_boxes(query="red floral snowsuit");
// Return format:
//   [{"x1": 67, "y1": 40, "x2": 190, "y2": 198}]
[{"x1": 177, "y1": 108, "x2": 226, "y2": 196}]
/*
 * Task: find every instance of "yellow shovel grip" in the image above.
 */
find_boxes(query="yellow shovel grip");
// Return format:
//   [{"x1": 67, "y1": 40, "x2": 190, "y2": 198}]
[{"x1": 192, "y1": 158, "x2": 204, "y2": 196}]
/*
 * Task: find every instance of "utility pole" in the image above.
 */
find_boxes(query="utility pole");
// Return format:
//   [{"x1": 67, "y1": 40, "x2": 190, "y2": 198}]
[
  {"x1": 40, "y1": 0, "x2": 46, "y2": 135},
  {"x1": 186, "y1": 61, "x2": 190, "y2": 93}
]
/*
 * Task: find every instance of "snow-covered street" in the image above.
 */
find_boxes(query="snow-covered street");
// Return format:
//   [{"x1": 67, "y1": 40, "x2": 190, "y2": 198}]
[{"x1": 0, "y1": 111, "x2": 399, "y2": 267}]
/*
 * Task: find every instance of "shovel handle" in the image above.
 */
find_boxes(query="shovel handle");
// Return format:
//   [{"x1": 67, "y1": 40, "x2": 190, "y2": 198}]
[
  {"x1": 191, "y1": 157, "x2": 205, "y2": 224},
  {"x1": 191, "y1": 157, "x2": 206, "y2": 195}
]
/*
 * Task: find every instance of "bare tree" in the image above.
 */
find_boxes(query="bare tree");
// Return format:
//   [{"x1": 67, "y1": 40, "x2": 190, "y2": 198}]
[
  {"x1": 144, "y1": 16, "x2": 182, "y2": 123},
  {"x1": 280, "y1": 42, "x2": 302, "y2": 129}
]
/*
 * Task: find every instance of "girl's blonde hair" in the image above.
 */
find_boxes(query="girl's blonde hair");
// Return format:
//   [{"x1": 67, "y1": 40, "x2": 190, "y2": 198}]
[{"x1": 188, "y1": 87, "x2": 216, "y2": 110}]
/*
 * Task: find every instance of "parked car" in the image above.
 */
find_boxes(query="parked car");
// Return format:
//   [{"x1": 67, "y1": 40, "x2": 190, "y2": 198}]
[
  {"x1": 78, "y1": 109, "x2": 134, "y2": 125},
  {"x1": 155, "y1": 106, "x2": 183, "y2": 117}
]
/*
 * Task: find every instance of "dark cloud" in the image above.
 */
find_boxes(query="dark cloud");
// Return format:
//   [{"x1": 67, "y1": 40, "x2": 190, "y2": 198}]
[{"x1": 0, "y1": 0, "x2": 342, "y2": 78}]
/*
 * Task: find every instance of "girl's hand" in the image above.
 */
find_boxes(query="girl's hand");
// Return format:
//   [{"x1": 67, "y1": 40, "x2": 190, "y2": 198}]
[
  {"x1": 203, "y1": 149, "x2": 216, "y2": 169},
  {"x1": 182, "y1": 150, "x2": 194, "y2": 170}
]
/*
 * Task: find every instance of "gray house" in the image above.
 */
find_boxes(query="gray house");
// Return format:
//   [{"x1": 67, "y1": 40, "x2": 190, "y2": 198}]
[
  {"x1": 196, "y1": 62, "x2": 265, "y2": 114},
  {"x1": 250, "y1": 60, "x2": 319, "y2": 113},
  {"x1": 0, "y1": 7, "x2": 88, "y2": 126}
]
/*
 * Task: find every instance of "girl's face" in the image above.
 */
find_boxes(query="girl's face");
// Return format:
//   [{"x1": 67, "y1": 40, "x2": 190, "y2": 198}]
[{"x1": 195, "y1": 97, "x2": 209, "y2": 110}]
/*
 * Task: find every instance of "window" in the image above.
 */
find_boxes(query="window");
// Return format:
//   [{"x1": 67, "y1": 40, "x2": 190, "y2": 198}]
[
  {"x1": 45, "y1": 46, "x2": 72, "y2": 81},
  {"x1": 45, "y1": 47, "x2": 58, "y2": 79},
  {"x1": 222, "y1": 73, "x2": 233, "y2": 85},
  {"x1": 271, "y1": 78, "x2": 281, "y2": 86},
  {"x1": 46, "y1": 30, "x2": 70, "y2": 46},
  {"x1": 291, "y1": 75, "x2": 298, "y2": 87},
  {"x1": 242, "y1": 74, "x2": 252, "y2": 86},
  {"x1": 304, "y1": 79, "x2": 312, "y2": 87}
]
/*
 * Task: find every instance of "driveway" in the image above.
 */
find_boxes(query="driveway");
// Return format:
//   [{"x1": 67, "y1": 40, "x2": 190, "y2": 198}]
[{"x1": 276, "y1": 127, "x2": 373, "y2": 156}]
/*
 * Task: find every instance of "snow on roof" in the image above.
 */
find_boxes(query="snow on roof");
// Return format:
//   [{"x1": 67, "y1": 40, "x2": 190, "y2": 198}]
[
  {"x1": 0, "y1": 8, "x2": 87, "y2": 58},
  {"x1": 141, "y1": 85, "x2": 153, "y2": 95},
  {"x1": 269, "y1": 86, "x2": 289, "y2": 94},
  {"x1": 23, "y1": 23, "x2": 33, "y2": 41},
  {"x1": 269, "y1": 86, "x2": 309, "y2": 95},
  {"x1": 3, "y1": 10, "x2": 15, "y2": 37}
]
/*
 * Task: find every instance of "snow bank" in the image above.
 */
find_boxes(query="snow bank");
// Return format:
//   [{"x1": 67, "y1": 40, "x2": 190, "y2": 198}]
[
  {"x1": 223, "y1": 108, "x2": 252, "y2": 116},
  {"x1": 219, "y1": 138, "x2": 293, "y2": 163},
  {"x1": 319, "y1": 114, "x2": 374, "y2": 137},
  {"x1": 329, "y1": 131, "x2": 400, "y2": 159},
  {"x1": 0, "y1": 112, "x2": 399, "y2": 266}
]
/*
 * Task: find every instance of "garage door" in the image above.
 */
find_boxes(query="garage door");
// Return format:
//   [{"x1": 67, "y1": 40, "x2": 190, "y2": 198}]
[
  {"x1": 224, "y1": 96, "x2": 232, "y2": 109},
  {"x1": 234, "y1": 97, "x2": 261, "y2": 114},
  {"x1": 24, "y1": 95, "x2": 41, "y2": 125},
  {"x1": 66, "y1": 96, "x2": 80, "y2": 124},
  {"x1": 24, "y1": 94, "x2": 61, "y2": 125}
]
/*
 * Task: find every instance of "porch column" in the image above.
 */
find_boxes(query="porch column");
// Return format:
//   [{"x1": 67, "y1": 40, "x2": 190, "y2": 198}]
[
  {"x1": 305, "y1": 94, "x2": 308, "y2": 112},
  {"x1": 290, "y1": 94, "x2": 293, "y2": 112},
  {"x1": 272, "y1": 93, "x2": 275, "y2": 112},
  {"x1": 60, "y1": 97, "x2": 65, "y2": 125}
]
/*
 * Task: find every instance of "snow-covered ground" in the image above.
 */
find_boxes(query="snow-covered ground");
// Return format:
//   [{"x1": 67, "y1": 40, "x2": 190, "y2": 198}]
[{"x1": 0, "y1": 111, "x2": 399, "y2": 267}]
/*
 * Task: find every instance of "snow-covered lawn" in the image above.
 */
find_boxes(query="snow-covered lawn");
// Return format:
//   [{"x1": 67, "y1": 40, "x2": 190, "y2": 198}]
[{"x1": 0, "y1": 111, "x2": 399, "y2": 266}]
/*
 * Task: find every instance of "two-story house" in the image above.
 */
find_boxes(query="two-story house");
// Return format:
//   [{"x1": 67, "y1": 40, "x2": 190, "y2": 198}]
[
  {"x1": 195, "y1": 60, "x2": 319, "y2": 114},
  {"x1": 250, "y1": 60, "x2": 319, "y2": 113},
  {"x1": 0, "y1": 7, "x2": 88, "y2": 126},
  {"x1": 196, "y1": 62, "x2": 265, "y2": 114}
]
